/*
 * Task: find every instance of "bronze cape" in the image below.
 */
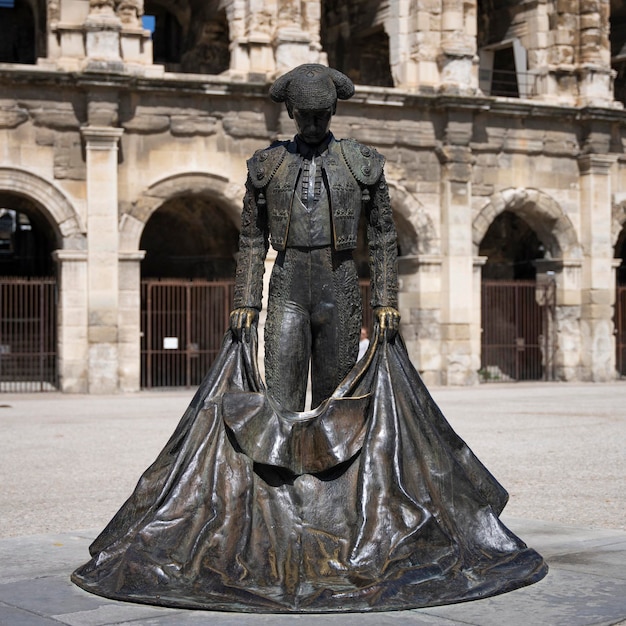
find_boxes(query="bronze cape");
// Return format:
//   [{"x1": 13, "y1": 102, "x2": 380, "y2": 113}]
[{"x1": 72, "y1": 327, "x2": 547, "y2": 613}]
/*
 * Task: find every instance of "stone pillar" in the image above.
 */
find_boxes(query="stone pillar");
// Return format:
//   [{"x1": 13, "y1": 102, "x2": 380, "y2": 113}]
[
  {"x1": 398, "y1": 254, "x2": 443, "y2": 386},
  {"x1": 537, "y1": 1, "x2": 577, "y2": 104},
  {"x1": 472, "y1": 255, "x2": 486, "y2": 380},
  {"x1": 578, "y1": 153, "x2": 617, "y2": 380},
  {"x1": 535, "y1": 259, "x2": 582, "y2": 381},
  {"x1": 118, "y1": 251, "x2": 145, "y2": 391},
  {"x1": 438, "y1": 111, "x2": 478, "y2": 385},
  {"x1": 577, "y1": 0, "x2": 614, "y2": 106},
  {"x1": 83, "y1": 0, "x2": 124, "y2": 72},
  {"x1": 274, "y1": 0, "x2": 320, "y2": 71},
  {"x1": 116, "y1": 0, "x2": 158, "y2": 72},
  {"x1": 439, "y1": 0, "x2": 477, "y2": 94},
  {"x1": 53, "y1": 250, "x2": 89, "y2": 393},
  {"x1": 81, "y1": 126, "x2": 124, "y2": 393}
]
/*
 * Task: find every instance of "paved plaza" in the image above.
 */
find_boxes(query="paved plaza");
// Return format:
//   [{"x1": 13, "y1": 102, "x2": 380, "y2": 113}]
[{"x1": 1, "y1": 382, "x2": 625, "y2": 625}]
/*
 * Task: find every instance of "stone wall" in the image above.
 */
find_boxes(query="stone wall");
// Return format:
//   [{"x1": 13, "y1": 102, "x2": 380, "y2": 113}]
[{"x1": 1, "y1": 0, "x2": 626, "y2": 390}]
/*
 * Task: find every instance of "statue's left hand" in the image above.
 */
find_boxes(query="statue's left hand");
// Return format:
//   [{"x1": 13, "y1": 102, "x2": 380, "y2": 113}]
[{"x1": 374, "y1": 306, "x2": 400, "y2": 335}]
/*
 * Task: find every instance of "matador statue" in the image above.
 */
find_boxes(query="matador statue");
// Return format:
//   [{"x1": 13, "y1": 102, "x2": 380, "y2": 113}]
[
  {"x1": 72, "y1": 65, "x2": 548, "y2": 613},
  {"x1": 230, "y1": 64, "x2": 399, "y2": 411}
]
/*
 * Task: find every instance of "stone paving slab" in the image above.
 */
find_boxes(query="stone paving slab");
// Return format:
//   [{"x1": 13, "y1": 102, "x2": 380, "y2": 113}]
[
  {"x1": 1, "y1": 518, "x2": 625, "y2": 626},
  {"x1": 2, "y1": 383, "x2": 625, "y2": 624}
]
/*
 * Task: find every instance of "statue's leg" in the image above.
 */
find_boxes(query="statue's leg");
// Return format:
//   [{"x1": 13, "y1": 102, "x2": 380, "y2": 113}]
[
  {"x1": 310, "y1": 248, "x2": 361, "y2": 408},
  {"x1": 265, "y1": 249, "x2": 311, "y2": 412}
]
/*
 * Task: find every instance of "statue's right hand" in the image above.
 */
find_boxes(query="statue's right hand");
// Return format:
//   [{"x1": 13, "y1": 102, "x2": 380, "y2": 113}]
[{"x1": 229, "y1": 307, "x2": 259, "y2": 340}]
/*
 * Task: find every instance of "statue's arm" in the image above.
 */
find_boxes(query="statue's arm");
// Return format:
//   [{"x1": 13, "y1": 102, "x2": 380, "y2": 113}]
[
  {"x1": 231, "y1": 178, "x2": 269, "y2": 333},
  {"x1": 366, "y1": 172, "x2": 400, "y2": 330}
]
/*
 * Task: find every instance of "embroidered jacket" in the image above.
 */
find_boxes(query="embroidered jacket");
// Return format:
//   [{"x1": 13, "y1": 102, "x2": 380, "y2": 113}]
[{"x1": 233, "y1": 134, "x2": 398, "y2": 311}]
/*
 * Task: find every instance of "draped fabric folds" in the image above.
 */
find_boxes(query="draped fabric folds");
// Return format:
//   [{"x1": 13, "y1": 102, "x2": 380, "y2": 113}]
[{"x1": 71, "y1": 328, "x2": 547, "y2": 613}]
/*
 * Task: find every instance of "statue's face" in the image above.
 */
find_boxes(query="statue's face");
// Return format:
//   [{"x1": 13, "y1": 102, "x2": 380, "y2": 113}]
[{"x1": 292, "y1": 107, "x2": 334, "y2": 145}]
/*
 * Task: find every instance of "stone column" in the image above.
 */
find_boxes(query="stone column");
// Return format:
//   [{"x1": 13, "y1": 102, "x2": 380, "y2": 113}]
[
  {"x1": 577, "y1": 0, "x2": 614, "y2": 106},
  {"x1": 53, "y1": 250, "x2": 89, "y2": 393},
  {"x1": 437, "y1": 111, "x2": 478, "y2": 384},
  {"x1": 274, "y1": 0, "x2": 320, "y2": 71},
  {"x1": 118, "y1": 251, "x2": 145, "y2": 391},
  {"x1": 578, "y1": 153, "x2": 617, "y2": 380},
  {"x1": 439, "y1": 0, "x2": 477, "y2": 94},
  {"x1": 398, "y1": 254, "x2": 443, "y2": 386},
  {"x1": 81, "y1": 126, "x2": 124, "y2": 393}
]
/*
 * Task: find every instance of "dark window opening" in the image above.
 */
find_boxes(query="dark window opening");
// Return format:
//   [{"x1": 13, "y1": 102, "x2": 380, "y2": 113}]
[
  {"x1": 321, "y1": 1, "x2": 393, "y2": 87},
  {"x1": 611, "y1": 13, "x2": 626, "y2": 106},
  {"x1": 0, "y1": 206, "x2": 55, "y2": 277},
  {"x1": 180, "y1": 10, "x2": 229, "y2": 75},
  {"x1": 480, "y1": 211, "x2": 545, "y2": 281},
  {"x1": 0, "y1": 0, "x2": 37, "y2": 64},
  {"x1": 145, "y1": 1, "x2": 183, "y2": 70}
]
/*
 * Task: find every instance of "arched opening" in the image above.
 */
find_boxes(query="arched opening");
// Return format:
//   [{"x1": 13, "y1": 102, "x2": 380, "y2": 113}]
[
  {"x1": 480, "y1": 211, "x2": 544, "y2": 280},
  {"x1": 320, "y1": 0, "x2": 393, "y2": 87},
  {"x1": 142, "y1": 0, "x2": 229, "y2": 74},
  {"x1": 479, "y1": 210, "x2": 552, "y2": 382},
  {"x1": 139, "y1": 195, "x2": 239, "y2": 388},
  {"x1": 614, "y1": 226, "x2": 626, "y2": 376},
  {"x1": 477, "y1": 0, "x2": 529, "y2": 97},
  {"x1": 180, "y1": 8, "x2": 229, "y2": 74},
  {"x1": 0, "y1": 0, "x2": 45, "y2": 64},
  {"x1": 0, "y1": 194, "x2": 59, "y2": 391}
]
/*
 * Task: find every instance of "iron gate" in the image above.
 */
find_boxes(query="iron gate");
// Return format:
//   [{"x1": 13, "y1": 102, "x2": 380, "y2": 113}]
[
  {"x1": 141, "y1": 278, "x2": 373, "y2": 389},
  {"x1": 481, "y1": 279, "x2": 555, "y2": 382},
  {"x1": 616, "y1": 285, "x2": 626, "y2": 377},
  {"x1": 0, "y1": 277, "x2": 58, "y2": 392},
  {"x1": 141, "y1": 279, "x2": 235, "y2": 388}
]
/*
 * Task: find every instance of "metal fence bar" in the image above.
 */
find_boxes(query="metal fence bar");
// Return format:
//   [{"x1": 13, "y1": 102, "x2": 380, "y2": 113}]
[
  {"x1": 141, "y1": 278, "x2": 374, "y2": 389},
  {"x1": 0, "y1": 277, "x2": 58, "y2": 392},
  {"x1": 481, "y1": 279, "x2": 552, "y2": 383}
]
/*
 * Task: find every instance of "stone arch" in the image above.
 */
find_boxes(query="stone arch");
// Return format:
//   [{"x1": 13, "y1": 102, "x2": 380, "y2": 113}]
[
  {"x1": 387, "y1": 181, "x2": 439, "y2": 256},
  {"x1": 472, "y1": 187, "x2": 581, "y2": 259},
  {"x1": 120, "y1": 171, "x2": 245, "y2": 252},
  {"x1": 0, "y1": 167, "x2": 84, "y2": 249}
]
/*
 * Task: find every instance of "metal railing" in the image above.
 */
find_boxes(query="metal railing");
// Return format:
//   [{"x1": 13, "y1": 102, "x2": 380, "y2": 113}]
[{"x1": 479, "y1": 68, "x2": 538, "y2": 98}]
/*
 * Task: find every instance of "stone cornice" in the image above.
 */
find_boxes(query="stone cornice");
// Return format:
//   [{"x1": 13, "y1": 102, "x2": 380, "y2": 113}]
[
  {"x1": 81, "y1": 125, "x2": 124, "y2": 148},
  {"x1": 577, "y1": 153, "x2": 618, "y2": 174},
  {"x1": 2, "y1": 66, "x2": 626, "y2": 125},
  {"x1": 53, "y1": 249, "x2": 88, "y2": 262}
]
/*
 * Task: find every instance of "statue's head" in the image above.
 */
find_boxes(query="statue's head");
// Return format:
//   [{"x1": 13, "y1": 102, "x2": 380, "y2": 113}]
[{"x1": 270, "y1": 64, "x2": 354, "y2": 145}]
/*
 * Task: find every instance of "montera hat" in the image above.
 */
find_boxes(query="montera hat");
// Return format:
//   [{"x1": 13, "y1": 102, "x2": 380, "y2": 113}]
[{"x1": 269, "y1": 64, "x2": 355, "y2": 111}]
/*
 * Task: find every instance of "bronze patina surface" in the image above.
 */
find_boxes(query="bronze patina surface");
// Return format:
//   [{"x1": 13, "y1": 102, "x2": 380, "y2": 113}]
[{"x1": 72, "y1": 64, "x2": 547, "y2": 612}]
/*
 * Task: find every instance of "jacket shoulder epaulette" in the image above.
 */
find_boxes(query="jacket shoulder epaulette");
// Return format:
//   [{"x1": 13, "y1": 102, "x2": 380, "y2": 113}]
[
  {"x1": 339, "y1": 138, "x2": 385, "y2": 186},
  {"x1": 247, "y1": 141, "x2": 289, "y2": 189}
]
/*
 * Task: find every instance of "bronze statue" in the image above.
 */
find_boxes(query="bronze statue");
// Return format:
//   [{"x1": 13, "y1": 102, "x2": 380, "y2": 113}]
[
  {"x1": 72, "y1": 64, "x2": 547, "y2": 613},
  {"x1": 230, "y1": 64, "x2": 399, "y2": 411}
]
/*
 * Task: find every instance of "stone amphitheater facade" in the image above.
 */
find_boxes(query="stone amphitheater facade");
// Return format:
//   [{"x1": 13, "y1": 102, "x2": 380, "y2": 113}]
[{"x1": 1, "y1": 0, "x2": 626, "y2": 391}]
